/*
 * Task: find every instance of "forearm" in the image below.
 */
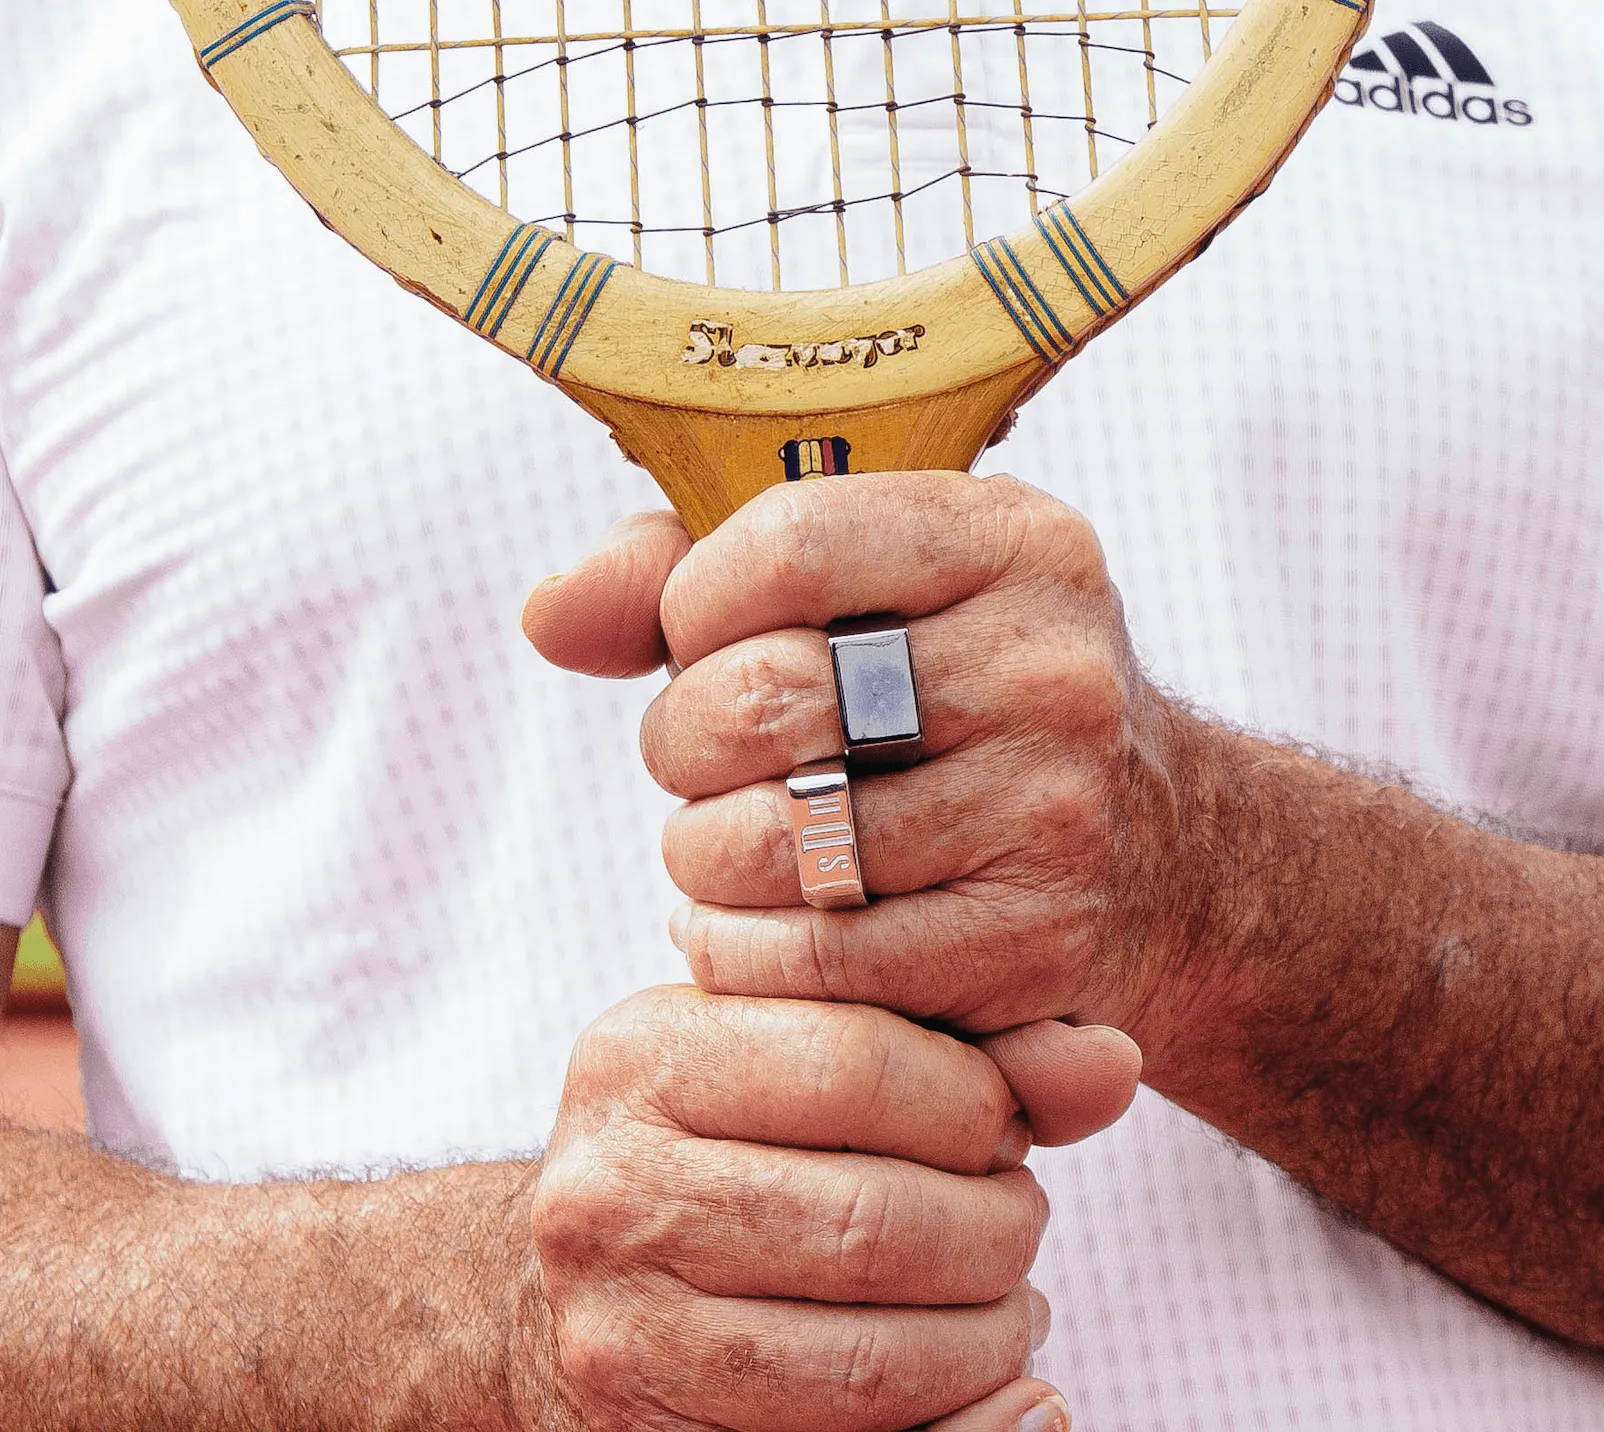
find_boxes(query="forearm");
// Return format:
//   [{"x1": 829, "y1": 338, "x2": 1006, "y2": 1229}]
[
  {"x1": 1140, "y1": 716, "x2": 1604, "y2": 1345},
  {"x1": 0, "y1": 1124, "x2": 569, "y2": 1430}
]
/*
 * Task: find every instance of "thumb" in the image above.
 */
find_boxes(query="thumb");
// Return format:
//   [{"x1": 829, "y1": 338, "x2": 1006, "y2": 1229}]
[
  {"x1": 522, "y1": 510, "x2": 693, "y2": 678},
  {"x1": 978, "y1": 1021, "x2": 1143, "y2": 1148}
]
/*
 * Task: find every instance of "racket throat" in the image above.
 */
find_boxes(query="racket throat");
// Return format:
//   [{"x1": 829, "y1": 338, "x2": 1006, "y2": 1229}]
[{"x1": 568, "y1": 364, "x2": 1039, "y2": 540}]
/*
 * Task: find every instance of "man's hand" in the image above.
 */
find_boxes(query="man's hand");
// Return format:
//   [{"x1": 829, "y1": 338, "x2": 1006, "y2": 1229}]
[
  {"x1": 523, "y1": 491, "x2": 1151, "y2": 1144},
  {"x1": 636, "y1": 474, "x2": 1192, "y2": 1063},
  {"x1": 535, "y1": 984, "x2": 1079, "y2": 1432},
  {"x1": 526, "y1": 474, "x2": 1604, "y2": 1348}
]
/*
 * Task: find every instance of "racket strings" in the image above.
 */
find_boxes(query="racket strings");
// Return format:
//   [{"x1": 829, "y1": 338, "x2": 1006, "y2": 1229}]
[{"x1": 317, "y1": 2, "x2": 1238, "y2": 290}]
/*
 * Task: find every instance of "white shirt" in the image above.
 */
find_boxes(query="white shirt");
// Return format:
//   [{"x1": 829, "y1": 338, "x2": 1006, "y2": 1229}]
[{"x1": 0, "y1": 1, "x2": 1600, "y2": 1426}]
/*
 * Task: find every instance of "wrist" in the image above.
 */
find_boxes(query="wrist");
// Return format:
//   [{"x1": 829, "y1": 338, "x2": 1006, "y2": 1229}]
[
  {"x1": 1104, "y1": 696, "x2": 1259, "y2": 1087},
  {"x1": 209, "y1": 1160, "x2": 549, "y2": 1432},
  {"x1": 354, "y1": 1160, "x2": 551, "y2": 1432}
]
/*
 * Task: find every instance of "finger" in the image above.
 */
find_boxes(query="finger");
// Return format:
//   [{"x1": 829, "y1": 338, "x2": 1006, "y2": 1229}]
[
  {"x1": 978, "y1": 1022, "x2": 1142, "y2": 1147},
  {"x1": 923, "y1": 1380, "x2": 1071, "y2": 1432},
  {"x1": 650, "y1": 1145, "x2": 1046, "y2": 1305},
  {"x1": 662, "y1": 746, "x2": 1091, "y2": 907},
  {"x1": 522, "y1": 509, "x2": 691, "y2": 677},
  {"x1": 646, "y1": 1283, "x2": 1041, "y2": 1432},
  {"x1": 643, "y1": 593, "x2": 1124, "y2": 802},
  {"x1": 641, "y1": 626, "x2": 841, "y2": 800},
  {"x1": 641, "y1": 616, "x2": 955, "y2": 803},
  {"x1": 660, "y1": 471, "x2": 1105, "y2": 667},
  {"x1": 671, "y1": 896, "x2": 1062, "y2": 1035},
  {"x1": 588, "y1": 989, "x2": 1029, "y2": 1176}
]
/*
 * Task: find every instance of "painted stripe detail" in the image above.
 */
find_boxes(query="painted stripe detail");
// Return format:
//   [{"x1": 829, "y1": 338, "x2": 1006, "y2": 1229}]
[
  {"x1": 527, "y1": 253, "x2": 617, "y2": 378},
  {"x1": 970, "y1": 238, "x2": 1073, "y2": 364},
  {"x1": 466, "y1": 224, "x2": 558, "y2": 339},
  {"x1": 1034, "y1": 202, "x2": 1128, "y2": 318},
  {"x1": 1329, "y1": 0, "x2": 1366, "y2": 12},
  {"x1": 200, "y1": 1, "x2": 317, "y2": 69}
]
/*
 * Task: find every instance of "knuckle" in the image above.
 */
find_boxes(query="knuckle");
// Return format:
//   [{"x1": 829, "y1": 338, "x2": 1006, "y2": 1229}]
[
  {"x1": 1005, "y1": 641, "x2": 1126, "y2": 740},
  {"x1": 557, "y1": 1298, "x2": 637, "y2": 1398},
  {"x1": 568, "y1": 987, "x2": 705, "y2": 1101},
  {"x1": 666, "y1": 787, "x2": 794, "y2": 896},
  {"x1": 915, "y1": 1177, "x2": 1044, "y2": 1305},
  {"x1": 750, "y1": 787, "x2": 801, "y2": 883},
  {"x1": 826, "y1": 1170, "x2": 905, "y2": 1291},
  {"x1": 572, "y1": 992, "x2": 661, "y2": 1073},
  {"x1": 1000, "y1": 488, "x2": 1113, "y2": 594},
  {"x1": 803, "y1": 1007, "x2": 898, "y2": 1122},
  {"x1": 834, "y1": 1323, "x2": 895, "y2": 1414},
  {"x1": 1073, "y1": 652, "x2": 1130, "y2": 741},
  {"x1": 1034, "y1": 764, "x2": 1100, "y2": 834},
  {"x1": 1057, "y1": 500, "x2": 1101, "y2": 552},
  {"x1": 638, "y1": 700, "x2": 689, "y2": 793},
  {"x1": 993, "y1": 1180, "x2": 1053, "y2": 1289},
  {"x1": 565, "y1": 1016, "x2": 620, "y2": 1087},
  {"x1": 532, "y1": 1141, "x2": 644, "y2": 1273},
  {"x1": 1019, "y1": 1166, "x2": 1052, "y2": 1233},
  {"x1": 748, "y1": 484, "x2": 834, "y2": 592},
  {"x1": 723, "y1": 647, "x2": 807, "y2": 758},
  {"x1": 787, "y1": 913, "x2": 857, "y2": 1002},
  {"x1": 712, "y1": 1333, "x2": 790, "y2": 1403},
  {"x1": 1044, "y1": 502, "x2": 1109, "y2": 585}
]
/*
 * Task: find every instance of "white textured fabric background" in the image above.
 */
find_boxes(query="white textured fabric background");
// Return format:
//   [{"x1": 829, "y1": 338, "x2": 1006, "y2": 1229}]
[{"x1": 0, "y1": 1, "x2": 1600, "y2": 1426}]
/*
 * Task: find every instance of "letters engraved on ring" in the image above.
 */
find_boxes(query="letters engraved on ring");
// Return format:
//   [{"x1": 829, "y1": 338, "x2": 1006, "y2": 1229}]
[{"x1": 786, "y1": 762, "x2": 869, "y2": 909}]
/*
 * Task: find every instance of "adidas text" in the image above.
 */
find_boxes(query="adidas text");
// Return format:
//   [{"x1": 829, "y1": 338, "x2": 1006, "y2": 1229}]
[{"x1": 1335, "y1": 77, "x2": 1531, "y2": 126}]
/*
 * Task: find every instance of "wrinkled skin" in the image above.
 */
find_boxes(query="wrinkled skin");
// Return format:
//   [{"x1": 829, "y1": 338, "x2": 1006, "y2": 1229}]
[
  {"x1": 532, "y1": 986, "x2": 1081, "y2": 1432},
  {"x1": 524, "y1": 474, "x2": 1167, "y2": 1126}
]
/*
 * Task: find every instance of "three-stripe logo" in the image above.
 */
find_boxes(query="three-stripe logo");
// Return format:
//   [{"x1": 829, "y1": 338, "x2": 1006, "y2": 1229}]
[{"x1": 1335, "y1": 21, "x2": 1532, "y2": 126}]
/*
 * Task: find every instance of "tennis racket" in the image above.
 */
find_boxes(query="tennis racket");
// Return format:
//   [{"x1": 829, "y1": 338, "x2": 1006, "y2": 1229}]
[{"x1": 170, "y1": 0, "x2": 1369, "y2": 539}]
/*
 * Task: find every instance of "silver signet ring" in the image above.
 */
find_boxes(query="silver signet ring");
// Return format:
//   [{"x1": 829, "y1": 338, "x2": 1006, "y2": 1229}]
[{"x1": 827, "y1": 617, "x2": 924, "y2": 771}]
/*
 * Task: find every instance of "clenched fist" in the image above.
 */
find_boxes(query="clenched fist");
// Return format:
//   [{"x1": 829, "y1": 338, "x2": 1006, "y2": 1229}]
[{"x1": 533, "y1": 986, "x2": 1075, "y2": 1432}]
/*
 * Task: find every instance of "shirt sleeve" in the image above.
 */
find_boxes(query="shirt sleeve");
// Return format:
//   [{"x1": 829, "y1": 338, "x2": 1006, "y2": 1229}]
[{"x1": 0, "y1": 447, "x2": 67, "y2": 928}]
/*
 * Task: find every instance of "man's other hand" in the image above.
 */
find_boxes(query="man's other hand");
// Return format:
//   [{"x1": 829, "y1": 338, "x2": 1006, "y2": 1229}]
[{"x1": 533, "y1": 985, "x2": 1073, "y2": 1432}]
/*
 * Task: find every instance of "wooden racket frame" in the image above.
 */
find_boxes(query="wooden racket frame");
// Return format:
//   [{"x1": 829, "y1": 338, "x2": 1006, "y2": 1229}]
[{"x1": 171, "y1": 0, "x2": 1369, "y2": 537}]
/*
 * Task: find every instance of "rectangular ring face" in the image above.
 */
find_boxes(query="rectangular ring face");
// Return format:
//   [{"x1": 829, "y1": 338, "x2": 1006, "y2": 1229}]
[
  {"x1": 829, "y1": 627, "x2": 923, "y2": 767},
  {"x1": 786, "y1": 760, "x2": 869, "y2": 910}
]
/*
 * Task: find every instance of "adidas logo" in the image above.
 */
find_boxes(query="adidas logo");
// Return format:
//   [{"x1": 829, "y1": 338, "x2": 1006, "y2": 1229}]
[{"x1": 1335, "y1": 21, "x2": 1533, "y2": 126}]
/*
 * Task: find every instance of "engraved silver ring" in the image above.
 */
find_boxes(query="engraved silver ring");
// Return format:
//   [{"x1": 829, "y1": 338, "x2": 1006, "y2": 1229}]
[{"x1": 787, "y1": 758, "x2": 869, "y2": 910}]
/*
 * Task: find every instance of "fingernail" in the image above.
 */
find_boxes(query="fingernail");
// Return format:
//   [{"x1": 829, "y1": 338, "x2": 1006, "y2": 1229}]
[
  {"x1": 668, "y1": 901, "x2": 692, "y2": 952},
  {"x1": 1018, "y1": 1393, "x2": 1070, "y2": 1432},
  {"x1": 1028, "y1": 1287, "x2": 1052, "y2": 1350},
  {"x1": 991, "y1": 1114, "x2": 1033, "y2": 1171}
]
